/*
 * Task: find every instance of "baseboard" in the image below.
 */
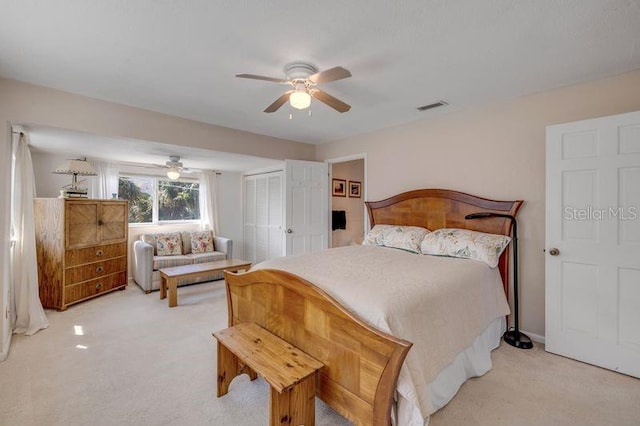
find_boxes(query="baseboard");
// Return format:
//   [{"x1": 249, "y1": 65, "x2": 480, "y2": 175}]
[
  {"x1": 521, "y1": 330, "x2": 545, "y2": 344},
  {"x1": 0, "y1": 332, "x2": 12, "y2": 362}
]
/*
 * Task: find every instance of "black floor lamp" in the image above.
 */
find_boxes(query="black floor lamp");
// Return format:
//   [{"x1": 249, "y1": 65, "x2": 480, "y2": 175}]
[{"x1": 465, "y1": 212, "x2": 533, "y2": 349}]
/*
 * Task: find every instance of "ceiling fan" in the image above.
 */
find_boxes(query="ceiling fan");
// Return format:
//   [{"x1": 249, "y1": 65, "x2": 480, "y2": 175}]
[
  {"x1": 152, "y1": 155, "x2": 195, "y2": 180},
  {"x1": 236, "y1": 62, "x2": 352, "y2": 114}
]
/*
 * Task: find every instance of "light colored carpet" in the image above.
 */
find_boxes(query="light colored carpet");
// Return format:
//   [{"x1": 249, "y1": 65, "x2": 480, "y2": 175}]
[{"x1": 0, "y1": 281, "x2": 638, "y2": 426}]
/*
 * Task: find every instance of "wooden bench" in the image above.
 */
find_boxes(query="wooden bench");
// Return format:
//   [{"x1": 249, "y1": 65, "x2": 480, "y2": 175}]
[{"x1": 213, "y1": 322, "x2": 324, "y2": 426}]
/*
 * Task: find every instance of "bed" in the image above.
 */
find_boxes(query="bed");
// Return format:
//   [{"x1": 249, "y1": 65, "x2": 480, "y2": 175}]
[{"x1": 223, "y1": 189, "x2": 523, "y2": 425}]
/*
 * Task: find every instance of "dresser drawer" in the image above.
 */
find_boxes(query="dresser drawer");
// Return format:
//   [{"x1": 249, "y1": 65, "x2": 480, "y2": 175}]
[
  {"x1": 65, "y1": 256, "x2": 126, "y2": 285},
  {"x1": 65, "y1": 242, "x2": 127, "y2": 267},
  {"x1": 65, "y1": 271, "x2": 126, "y2": 304}
]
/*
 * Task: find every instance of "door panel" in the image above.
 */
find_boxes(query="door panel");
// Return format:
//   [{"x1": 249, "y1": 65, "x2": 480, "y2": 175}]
[
  {"x1": 66, "y1": 202, "x2": 99, "y2": 248},
  {"x1": 618, "y1": 267, "x2": 640, "y2": 352},
  {"x1": 561, "y1": 130, "x2": 599, "y2": 159},
  {"x1": 619, "y1": 124, "x2": 640, "y2": 154},
  {"x1": 100, "y1": 202, "x2": 127, "y2": 243},
  {"x1": 546, "y1": 110, "x2": 640, "y2": 378},
  {"x1": 560, "y1": 262, "x2": 598, "y2": 335},
  {"x1": 562, "y1": 169, "x2": 599, "y2": 241},
  {"x1": 618, "y1": 167, "x2": 640, "y2": 243}
]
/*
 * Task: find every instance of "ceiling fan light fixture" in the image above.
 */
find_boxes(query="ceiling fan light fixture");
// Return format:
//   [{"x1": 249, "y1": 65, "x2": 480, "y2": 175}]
[
  {"x1": 166, "y1": 168, "x2": 180, "y2": 180},
  {"x1": 237, "y1": 63, "x2": 351, "y2": 113},
  {"x1": 289, "y1": 89, "x2": 311, "y2": 110}
]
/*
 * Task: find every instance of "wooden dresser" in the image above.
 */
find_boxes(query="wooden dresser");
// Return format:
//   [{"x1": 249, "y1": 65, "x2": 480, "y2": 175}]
[{"x1": 34, "y1": 198, "x2": 129, "y2": 310}]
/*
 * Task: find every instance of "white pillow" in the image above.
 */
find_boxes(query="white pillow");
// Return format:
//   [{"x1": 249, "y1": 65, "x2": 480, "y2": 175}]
[
  {"x1": 420, "y1": 228, "x2": 511, "y2": 268},
  {"x1": 362, "y1": 224, "x2": 391, "y2": 246},
  {"x1": 363, "y1": 224, "x2": 430, "y2": 254}
]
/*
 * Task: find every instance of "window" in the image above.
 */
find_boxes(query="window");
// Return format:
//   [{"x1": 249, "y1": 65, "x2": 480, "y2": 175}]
[{"x1": 118, "y1": 175, "x2": 200, "y2": 224}]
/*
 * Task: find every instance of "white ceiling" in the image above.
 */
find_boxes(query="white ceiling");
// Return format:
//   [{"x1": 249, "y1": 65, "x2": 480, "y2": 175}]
[
  {"x1": 1, "y1": 1, "x2": 639, "y2": 144},
  {"x1": 25, "y1": 125, "x2": 283, "y2": 173}
]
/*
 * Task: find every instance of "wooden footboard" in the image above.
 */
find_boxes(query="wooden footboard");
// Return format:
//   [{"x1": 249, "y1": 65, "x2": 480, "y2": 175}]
[{"x1": 224, "y1": 268, "x2": 413, "y2": 426}]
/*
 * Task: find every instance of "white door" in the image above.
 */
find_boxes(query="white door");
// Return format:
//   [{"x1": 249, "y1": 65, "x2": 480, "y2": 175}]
[
  {"x1": 284, "y1": 159, "x2": 328, "y2": 255},
  {"x1": 243, "y1": 172, "x2": 284, "y2": 264},
  {"x1": 546, "y1": 110, "x2": 640, "y2": 378}
]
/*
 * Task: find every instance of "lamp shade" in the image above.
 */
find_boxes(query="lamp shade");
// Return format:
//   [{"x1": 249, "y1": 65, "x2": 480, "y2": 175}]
[
  {"x1": 166, "y1": 168, "x2": 180, "y2": 180},
  {"x1": 52, "y1": 159, "x2": 97, "y2": 176},
  {"x1": 290, "y1": 90, "x2": 311, "y2": 110}
]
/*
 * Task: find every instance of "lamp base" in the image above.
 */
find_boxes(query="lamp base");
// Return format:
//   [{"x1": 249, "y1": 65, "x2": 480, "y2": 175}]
[{"x1": 503, "y1": 329, "x2": 533, "y2": 349}]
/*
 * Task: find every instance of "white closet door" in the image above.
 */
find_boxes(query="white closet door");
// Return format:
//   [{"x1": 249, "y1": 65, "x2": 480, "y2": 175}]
[
  {"x1": 546, "y1": 110, "x2": 640, "y2": 378},
  {"x1": 268, "y1": 175, "x2": 283, "y2": 259},
  {"x1": 243, "y1": 172, "x2": 284, "y2": 264},
  {"x1": 243, "y1": 177, "x2": 256, "y2": 263},
  {"x1": 255, "y1": 177, "x2": 269, "y2": 263}
]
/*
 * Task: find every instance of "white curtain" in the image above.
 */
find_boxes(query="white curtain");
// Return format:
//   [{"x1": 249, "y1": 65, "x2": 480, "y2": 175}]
[
  {"x1": 199, "y1": 170, "x2": 219, "y2": 235},
  {"x1": 10, "y1": 131, "x2": 48, "y2": 335},
  {"x1": 90, "y1": 161, "x2": 120, "y2": 199}
]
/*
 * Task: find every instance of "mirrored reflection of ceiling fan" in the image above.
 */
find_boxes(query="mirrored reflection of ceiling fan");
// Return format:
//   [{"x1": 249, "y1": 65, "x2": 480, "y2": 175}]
[
  {"x1": 151, "y1": 155, "x2": 196, "y2": 180},
  {"x1": 236, "y1": 62, "x2": 352, "y2": 115}
]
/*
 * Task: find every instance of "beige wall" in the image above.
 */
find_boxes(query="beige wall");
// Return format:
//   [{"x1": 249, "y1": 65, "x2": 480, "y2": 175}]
[
  {"x1": 316, "y1": 69, "x2": 640, "y2": 338},
  {"x1": 0, "y1": 77, "x2": 313, "y2": 359},
  {"x1": 331, "y1": 159, "x2": 365, "y2": 247},
  {"x1": 0, "y1": 78, "x2": 314, "y2": 160}
]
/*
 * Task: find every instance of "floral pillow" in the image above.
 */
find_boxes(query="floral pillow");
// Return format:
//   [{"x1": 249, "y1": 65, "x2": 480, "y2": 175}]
[
  {"x1": 156, "y1": 232, "x2": 183, "y2": 256},
  {"x1": 363, "y1": 224, "x2": 393, "y2": 246},
  {"x1": 190, "y1": 231, "x2": 214, "y2": 254},
  {"x1": 420, "y1": 228, "x2": 511, "y2": 268},
  {"x1": 363, "y1": 224, "x2": 430, "y2": 254}
]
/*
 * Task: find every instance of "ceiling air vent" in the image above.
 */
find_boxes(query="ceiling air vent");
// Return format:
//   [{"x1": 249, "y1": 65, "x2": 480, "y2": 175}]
[{"x1": 417, "y1": 101, "x2": 448, "y2": 112}]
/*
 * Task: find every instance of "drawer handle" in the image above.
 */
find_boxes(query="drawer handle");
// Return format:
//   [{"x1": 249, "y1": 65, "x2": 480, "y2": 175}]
[
  {"x1": 96, "y1": 266, "x2": 104, "y2": 273},
  {"x1": 96, "y1": 282, "x2": 103, "y2": 290},
  {"x1": 96, "y1": 250, "x2": 104, "y2": 257}
]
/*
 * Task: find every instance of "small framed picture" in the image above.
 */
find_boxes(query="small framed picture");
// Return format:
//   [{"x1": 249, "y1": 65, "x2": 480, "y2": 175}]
[
  {"x1": 349, "y1": 181, "x2": 361, "y2": 198},
  {"x1": 332, "y1": 179, "x2": 346, "y2": 197}
]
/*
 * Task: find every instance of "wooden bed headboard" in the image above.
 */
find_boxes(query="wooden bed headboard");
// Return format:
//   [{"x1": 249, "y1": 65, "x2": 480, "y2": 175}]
[{"x1": 366, "y1": 189, "x2": 524, "y2": 297}]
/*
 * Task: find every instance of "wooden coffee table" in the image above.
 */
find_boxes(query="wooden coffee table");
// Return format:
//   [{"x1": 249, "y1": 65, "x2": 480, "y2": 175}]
[{"x1": 159, "y1": 259, "x2": 252, "y2": 307}]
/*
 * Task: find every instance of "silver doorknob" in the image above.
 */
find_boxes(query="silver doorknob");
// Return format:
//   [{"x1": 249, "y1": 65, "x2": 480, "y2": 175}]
[
  {"x1": 286, "y1": 228, "x2": 293, "y2": 234},
  {"x1": 549, "y1": 248, "x2": 560, "y2": 256}
]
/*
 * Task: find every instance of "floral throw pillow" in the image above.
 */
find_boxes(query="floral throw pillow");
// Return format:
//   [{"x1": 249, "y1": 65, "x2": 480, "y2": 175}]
[
  {"x1": 420, "y1": 228, "x2": 511, "y2": 268},
  {"x1": 382, "y1": 225, "x2": 430, "y2": 253},
  {"x1": 156, "y1": 232, "x2": 183, "y2": 256},
  {"x1": 363, "y1": 224, "x2": 429, "y2": 254},
  {"x1": 363, "y1": 224, "x2": 392, "y2": 246},
  {"x1": 190, "y1": 231, "x2": 214, "y2": 254}
]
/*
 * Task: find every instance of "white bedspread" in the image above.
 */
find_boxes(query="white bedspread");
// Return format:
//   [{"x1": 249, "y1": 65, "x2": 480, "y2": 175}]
[{"x1": 253, "y1": 245, "x2": 510, "y2": 419}]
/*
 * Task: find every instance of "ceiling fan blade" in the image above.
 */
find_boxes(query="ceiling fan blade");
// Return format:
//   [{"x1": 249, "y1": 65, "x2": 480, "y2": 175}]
[
  {"x1": 151, "y1": 163, "x2": 168, "y2": 169},
  {"x1": 236, "y1": 74, "x2": 290, "y2": 84},
  {"x1": 310, "y1": 89, "x2": 351, "y2": 113},
  {"x1": 264, "y1": 90, "x2": 293, "y2": 113},
  {"x1": 308, "y1": 66, "x2": 351, "y2": 84}
]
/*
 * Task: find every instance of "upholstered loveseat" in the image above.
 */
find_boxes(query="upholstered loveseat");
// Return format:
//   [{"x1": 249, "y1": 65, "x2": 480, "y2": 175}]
[{"x1": 132, "y1": 230, "x2": 232, "y2": 293}]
